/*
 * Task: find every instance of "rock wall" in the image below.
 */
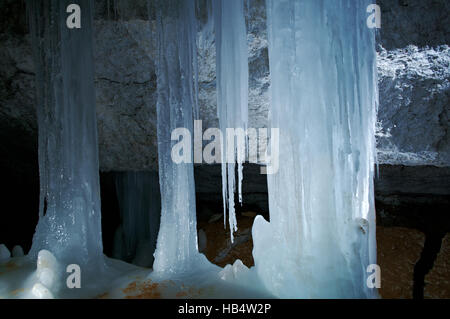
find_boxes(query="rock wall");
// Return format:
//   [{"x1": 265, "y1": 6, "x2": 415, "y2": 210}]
[{"x1": 0, "y1": 0, "x2": 449, "y2": 171}]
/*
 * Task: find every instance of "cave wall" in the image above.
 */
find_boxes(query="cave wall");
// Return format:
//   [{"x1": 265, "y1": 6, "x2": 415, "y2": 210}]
[
  {"x1": 0, "y1": 0, "x2": 449, "y2": 173},
  {"x1": 0, "y1": 0, "x2": 448, "y2": 253}
]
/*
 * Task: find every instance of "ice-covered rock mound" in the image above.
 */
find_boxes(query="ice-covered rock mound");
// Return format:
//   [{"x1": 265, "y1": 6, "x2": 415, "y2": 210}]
[{"x1": 0, "y1": 244, "x2": 10, "y2": 262}]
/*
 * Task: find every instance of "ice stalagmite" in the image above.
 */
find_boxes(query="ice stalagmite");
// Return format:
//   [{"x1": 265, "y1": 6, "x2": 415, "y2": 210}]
[
  {"x1": 115, "y1": 171, "x2": 161, "y2": 267},
  {"x1": 28, "y1": 0, "x2": 103, "y2": 269},
  {"x1": 212, "y1": 0, "x2": 249, "y2": 242},
  {"x1": 252, "y1": 0, "x2": 378, "y2": 298},
  {"x1": 152, "y1": 0, "x2": 206, "y2": 274}
]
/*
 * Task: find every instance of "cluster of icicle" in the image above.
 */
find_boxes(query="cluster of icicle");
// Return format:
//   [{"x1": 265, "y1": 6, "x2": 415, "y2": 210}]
[
  {"x1": 151, "y1": 0, "x2": 378, "y2": 298},
  {"x1": 212, "y1": 0, "x2": 249, "y2": 243},
  {"x1": 24, "y1": 0, "x2": 379, "y2": 299}
]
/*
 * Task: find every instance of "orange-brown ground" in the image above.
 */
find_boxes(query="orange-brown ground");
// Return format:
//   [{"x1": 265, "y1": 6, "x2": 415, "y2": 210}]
[
  {"x1": 115, "y1": 279, "x2": 214, "y2": 299},
  {"x1": 122, "y1": 280, "x2": 162, "y2": 299},
  {"x1": 198, "y1": 212, "x2": 256, "y2": 268},
  {"x1": 376, "y1": 226, "x2": 424, "y2": 298}
]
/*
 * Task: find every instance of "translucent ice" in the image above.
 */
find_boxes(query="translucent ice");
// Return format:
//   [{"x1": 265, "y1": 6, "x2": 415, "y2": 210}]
[
  {"x1": 36, "y1": 250, "x2": 59, "y2": 288},
  {"x1": 31, "y1": 283, "x2": 54, "y2": 299},
  {"x1": 212, "y1": 0, "x2": 249, "y2": 243},
  {"x1": 219, "y1": 259, "x2": 249, "y2": 282},
  {"x1": 27, "y1": 0, "x2": 104, "y2": 270},
  {"x1": 151, "y1": 0, "x2": 209, "y2": 274},
  {"x1": 32, "y1": 249, "x2": 62, "y2": 298},
  {"x1": 252, "y1": 0, "x2": 379, "y2": 298}
]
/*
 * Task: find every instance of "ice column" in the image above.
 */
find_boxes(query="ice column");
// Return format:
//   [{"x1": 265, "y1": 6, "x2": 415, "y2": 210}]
[
  {"x1": 28, "y1": 0, "x2": 104, "y2": 268},
  {"x1": 212, "y1": 0, "x2": 249, "y2": 242},
  {"x1": 115, "y1": 171, "x2": 161, "y2": 267},
  {"x1": 151, "y1": 0, "x2": 204, "y2": 274},
  {"x1": 252, "y1": 0, "x2": 378, "y2": 298}
]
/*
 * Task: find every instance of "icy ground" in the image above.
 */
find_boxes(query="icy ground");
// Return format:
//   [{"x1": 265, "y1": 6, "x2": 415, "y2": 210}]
[{"x1": 0, "y1": 249, "x2": 273, "y2": 299}]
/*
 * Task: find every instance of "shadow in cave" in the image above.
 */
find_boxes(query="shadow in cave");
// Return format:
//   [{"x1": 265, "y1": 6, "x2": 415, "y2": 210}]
[
  {"x1": 375, "y1": 184, "x2": 450, "y2": 299},
  {"x1": 0, "y1": 120, "x2": 39, "y2": 254},
  {"x1": 413, "y1": 230, "x2": 447, "y2": 299}
]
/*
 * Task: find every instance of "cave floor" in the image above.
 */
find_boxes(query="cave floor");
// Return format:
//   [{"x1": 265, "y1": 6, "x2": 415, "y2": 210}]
[
  {"x1": 1, "y1": 213, "x2": 449, "y2": 299},
  {"x1": 0, "y1": 255, "x2": 272, "y2": 299}
]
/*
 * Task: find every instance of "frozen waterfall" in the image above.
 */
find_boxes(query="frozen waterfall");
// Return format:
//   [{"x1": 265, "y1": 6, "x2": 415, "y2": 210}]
[
  {"x1": 251, "y1": 0, "x2": 379, "y2": 298},
  {"x1": 28, "y1": 0, "x2": 104, "y2": 269},
  {"x1": 151, "y1": 0, "x2": 208, "y2": 274}
]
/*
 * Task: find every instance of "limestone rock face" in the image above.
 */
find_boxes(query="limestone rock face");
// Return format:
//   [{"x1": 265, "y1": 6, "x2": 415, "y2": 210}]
[
  {"x1": 376, "y1": 45, "x2": 450, "y2": 166},
  {"x1": 93, "y1": 20, "x2": 158, "y2": 171},
  {"x1": 376, "y1": 0, "x2": 450, "y2": 50},
  {"x1": 0, "y1": 0, "x2": 449, "y2": 171}
]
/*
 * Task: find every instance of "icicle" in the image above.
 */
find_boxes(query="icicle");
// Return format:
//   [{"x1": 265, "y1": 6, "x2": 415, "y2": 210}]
[
  {"x1": 212, "y1": 0, "x2": 249, "y2": 243},
  {"x1": 252, "y1": 0, "x2": 378, "y2": 298},
  {"x1": 115, "y1": 171, "x2": 161, "y2": 267},
  {"x1": 151, "y1": 0, "x2": 205, "y2": 274},
  {"x1": 28, "y1": 0, "x2": 103, "y2": 269}
]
